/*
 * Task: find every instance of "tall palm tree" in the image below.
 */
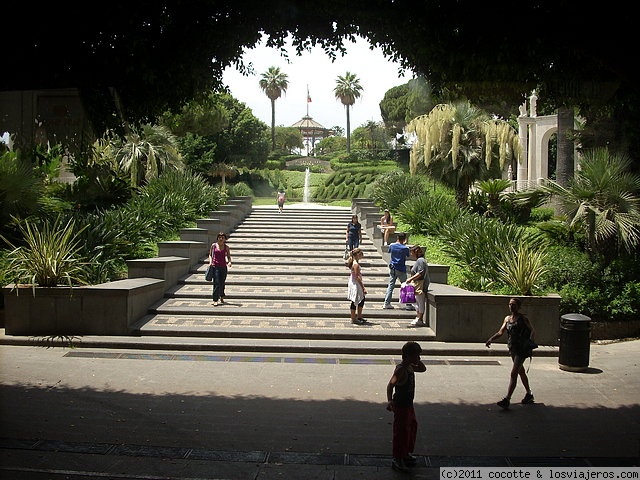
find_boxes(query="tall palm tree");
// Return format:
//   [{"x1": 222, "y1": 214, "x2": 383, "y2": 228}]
[
  {"x1": 406, "y1": 101, "x2": 521, "y2": 206},
  {"x1": 259, "y1": 66, "x2": 289, "y2": 151},
  {"x1": 334, "y1": 72, "x2": 363, "y2": 153}
]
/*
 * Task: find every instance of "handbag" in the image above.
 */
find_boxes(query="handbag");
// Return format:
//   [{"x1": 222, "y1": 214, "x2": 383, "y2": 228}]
[
  {"x1": 205, "y1": 264, "x2": 214, "y2": 282},
  {"x1": 400, "y1": 283, "x2": 416, "y2": 303},
  {"x1": 413, "y1": 278, "x2": 425, "y2": 295}
]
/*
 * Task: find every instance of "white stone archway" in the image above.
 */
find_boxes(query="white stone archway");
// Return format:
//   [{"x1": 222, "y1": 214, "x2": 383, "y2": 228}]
[{"x1": 516, "y1": 91, "x2": 558, "y2": 190}]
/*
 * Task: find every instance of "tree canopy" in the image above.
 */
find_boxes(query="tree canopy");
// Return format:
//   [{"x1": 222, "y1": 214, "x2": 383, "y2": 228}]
[{"x1": 3, "y1": 1, "x2": 635, "y2": 160}]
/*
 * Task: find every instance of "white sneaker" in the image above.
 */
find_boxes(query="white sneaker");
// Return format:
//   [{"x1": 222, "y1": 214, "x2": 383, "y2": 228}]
[
  {"x1": 409, "y1": 319, "x2": 425, "y2": 327},
  {"x1": 383, "y1": 303, "x2": 394, "y2": 309}
]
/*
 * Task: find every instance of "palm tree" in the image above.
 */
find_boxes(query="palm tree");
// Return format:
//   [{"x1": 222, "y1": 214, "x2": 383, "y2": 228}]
[
  {"x1": 115, "y1": 124, "x2": 184, "y2": 187},
  {"x1": 334, "y1": 72, "x2": 363, "y2": 153},
  {"x1": 478, "y1": 178, "x2": 512, "y2": 218},
  {"x1": 207, "y1": 162, "x2": 237, "y2": 190},
  {"x1": 406, "y1": 101, "x2": 521, "y2": 206},
  {"x1": 259, "y1": 66, "x2": 289, "y2": 151},
  {"x1": 539, "y1": 147, "x2": 640, "y2": 260}
]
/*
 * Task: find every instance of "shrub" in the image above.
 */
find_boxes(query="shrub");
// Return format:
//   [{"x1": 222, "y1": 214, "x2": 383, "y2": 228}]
[
  {"x1": 229, "y1": 182, "x2": 254, "y2": 197},
  {"x1": 1, "y1": 216, "x2": 89, "y2": 288},
  {"x1": 398, "y1": 192, "x2": 466, "y2": 236},
  {"x1": 497, "y1": 242, "x2": 549, "y2": 296},
  {"x1": 439, "y1": 215, "x2": 547, "y2": 292},
  {"x1": 606, "y1": 281, "x2": 640, "y2": 323},
  {"x1": 543, "y1": 245, "x2": 600, "y2": 289},
  {"x1": 370, "y1": 170, "x2": 424, "y2": 211}
]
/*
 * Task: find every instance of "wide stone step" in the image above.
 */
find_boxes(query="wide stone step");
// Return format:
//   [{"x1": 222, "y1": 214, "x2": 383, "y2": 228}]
[
  {"x1": 191, "y1": 266, "x2": 396, "y2": 277},
  {"x1": 149, "y1": 298, "x2": 418, "y2": 319},
  {"x1": 123, "y1": 334, "x2": 437, "y2": 356},
  {"x1": 165, "y1": 279, "x2": 398, "y2": 301},
  {"x1": 181, "y1": 274, "x2": 398, "y2": 287}
]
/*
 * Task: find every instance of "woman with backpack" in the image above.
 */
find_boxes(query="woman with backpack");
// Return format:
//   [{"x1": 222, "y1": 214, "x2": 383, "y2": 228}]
[{"x1": 485, "y1": 297, "x2": 537, "y2": 409}]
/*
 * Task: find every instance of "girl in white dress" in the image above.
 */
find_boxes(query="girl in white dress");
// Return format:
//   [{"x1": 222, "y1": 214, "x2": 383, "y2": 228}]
[{"x1": 347, "y1": 248, "x2": 367, "y2": 324}]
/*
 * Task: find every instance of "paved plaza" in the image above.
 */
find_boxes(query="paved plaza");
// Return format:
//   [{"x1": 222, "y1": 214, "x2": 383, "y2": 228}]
[{"x1": 0, "y1": 339, "x2": 638, "y2": 479}]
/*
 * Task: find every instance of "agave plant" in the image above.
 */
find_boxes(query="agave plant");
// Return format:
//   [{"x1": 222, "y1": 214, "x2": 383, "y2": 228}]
[
  {"x1": 497, "y1": 241, "x2": 549, "y2": 296},
  {"x1": 1, "y1": 216, "x2": 89, "y2": 291}
]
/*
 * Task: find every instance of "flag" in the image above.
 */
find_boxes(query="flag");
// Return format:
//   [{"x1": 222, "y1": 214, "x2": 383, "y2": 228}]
[{"x1": 307, "y1": 87, "x2": 312, "y2": 103}]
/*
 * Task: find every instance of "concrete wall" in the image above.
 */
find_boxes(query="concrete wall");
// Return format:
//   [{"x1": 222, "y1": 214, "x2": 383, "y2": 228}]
[
  {"x1": 428, "y1": 284, "x2": 561, "y2": 346},
  {"x1": 3, "y1": 278, "x2": 166, "y2": 336}
]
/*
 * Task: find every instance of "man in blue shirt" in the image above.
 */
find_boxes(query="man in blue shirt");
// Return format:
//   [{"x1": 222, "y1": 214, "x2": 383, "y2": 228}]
[{"x1": 383, "y1": 232, "x2": 410, "y2": 309}]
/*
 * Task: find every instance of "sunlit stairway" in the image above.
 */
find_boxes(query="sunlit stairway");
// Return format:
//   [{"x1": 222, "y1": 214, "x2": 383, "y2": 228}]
[{"x1": 131, "y1": 205, "x2": 435, "y2": 354}]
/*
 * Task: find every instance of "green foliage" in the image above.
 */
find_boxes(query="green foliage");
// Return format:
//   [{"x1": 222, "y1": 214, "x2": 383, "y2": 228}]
[
  {"x1": 160, "y1": 92, "x2": 229, "y2": 137},
  {"x1": 229, "y1": 182, "x2": 254, "y2": 197},
  {"x1": 497, "y1": 242, "x2": 549, "y2": 296},
  {"x1": 142, "y1": 169, "x2": 224, "y2": 220},
  {"x1": 0, "y1": 169, "x2": 227, "y2": 285},
  {"x1": 351, "y1": 121, "x2": 392, "y2": 151},
  {"x1": 407, "y1": 233, "x2": 466, "y2": 287},
  {"x1": 380, "y1": 76, "x2": 436, "y2": 136},
  {"x1": 539, "y1": 147, "x2": 640, "y2": 259},
  {"x1": 1, "y1": 216, "x2": 89, "y2": 288},
  {"x1": 274, "y1": 126, "x2": 304, "y2": 153},
  {"x1": 0, "y1": 151, "x2": 46, "y2": 240},
  {"x1": 115, "y1": 124, "x2": 184, "y2": 187},
  {"x1": 204, "y1": 93, "x2": 270, "y2": 169},
  {"x1": 370, "y1": 170, "x2": 425, "y2": 211},
  {"x1": 315, "y1": 136, "x2": 347, "y2": 155},
  {"x1": 177, "y1": 133, "x2": 218, "y2": 176},
  {"x1": 529, "y1": 207, "x2": 554, "y2": 223},
  {"x1": 397, "y1": 190, "x2": 465, "y2": 236},
  {"x1": 606, "y1": 281, "x2": 640, "y2": 323},
  {"x1": 439, "y1": 214, "x2": 548, "y2": 293},
  {"x1": 543, "y1": 245, "x2": 600, "y2": 289}
]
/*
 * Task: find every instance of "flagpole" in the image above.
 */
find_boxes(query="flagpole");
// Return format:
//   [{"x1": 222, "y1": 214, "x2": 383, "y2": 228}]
[{"x1": 306, "y1": 85, "x2": 309, "y2": 116}]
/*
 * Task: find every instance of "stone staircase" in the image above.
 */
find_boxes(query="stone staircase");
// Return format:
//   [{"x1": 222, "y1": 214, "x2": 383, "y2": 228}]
[{"x1": 131, "y1": 205, "x2": 436, "y2": 354}]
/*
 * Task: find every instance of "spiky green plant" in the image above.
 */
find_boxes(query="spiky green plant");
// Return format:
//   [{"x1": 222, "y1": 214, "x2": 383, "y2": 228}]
[
  {"x1": 497, "y1": 242, "x2": 549, "y2": 296},
  {"x1": 1, "y1": 216, "x2": 88, "y2": 291}
]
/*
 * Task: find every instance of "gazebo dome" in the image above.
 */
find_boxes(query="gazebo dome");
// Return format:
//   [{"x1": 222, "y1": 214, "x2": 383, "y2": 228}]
[{"x1": 291, "y1": 115, "x2": 332, "y2": 156}]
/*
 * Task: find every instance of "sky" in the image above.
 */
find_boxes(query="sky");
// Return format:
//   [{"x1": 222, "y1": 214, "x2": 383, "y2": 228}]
[{"x1": 222, "y1": 36, "x2": 409, "y2": 132}]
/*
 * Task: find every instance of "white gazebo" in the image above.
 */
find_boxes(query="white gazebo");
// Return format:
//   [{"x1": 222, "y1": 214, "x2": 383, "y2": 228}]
[{"x1": 291, "y1": 115, "x2": 332, "y2": 156}]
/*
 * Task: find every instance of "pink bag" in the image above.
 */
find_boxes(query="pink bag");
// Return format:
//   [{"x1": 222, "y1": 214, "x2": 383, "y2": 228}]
[{"x1": 400, "y1": 284, "x2": 415, "y2": 303}]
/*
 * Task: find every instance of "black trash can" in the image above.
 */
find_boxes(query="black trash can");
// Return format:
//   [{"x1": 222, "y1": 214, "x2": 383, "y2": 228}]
[{"x1": 558, "y1": 313, "x2": 592, "y2": 372}]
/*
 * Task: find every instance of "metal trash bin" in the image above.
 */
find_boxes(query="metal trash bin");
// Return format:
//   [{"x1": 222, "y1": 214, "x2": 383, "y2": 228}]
[{"x1": 558, "y1": 313, "x2": 592, "y2": 372}]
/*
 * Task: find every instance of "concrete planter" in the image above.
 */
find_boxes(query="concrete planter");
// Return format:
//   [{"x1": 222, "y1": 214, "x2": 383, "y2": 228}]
[
  {"x1": 591, "y1": 319, "x2": 640, "y2": 340},
  {"x1": 2, "y1": 279, "x2": 166, "y2": 336},
  {"x1": 427, "y1": 285, "x2": 562, "y2": 345}
]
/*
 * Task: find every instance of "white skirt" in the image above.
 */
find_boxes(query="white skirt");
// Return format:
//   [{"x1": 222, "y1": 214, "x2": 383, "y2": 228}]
[{"x1": 347, "y1": 275, "x2": 365, "y2": 305}]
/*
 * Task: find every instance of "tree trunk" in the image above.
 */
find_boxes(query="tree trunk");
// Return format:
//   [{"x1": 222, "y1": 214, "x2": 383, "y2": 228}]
[
  {"x1": 346, "y1": 106, "x2": 351, "y2": 153},
  {"x1": 556, "y1": 105, "x2": 575, "y2": 187},
  {"x1": 271, "y1": 99, "x2": 276, "y2": 151}
]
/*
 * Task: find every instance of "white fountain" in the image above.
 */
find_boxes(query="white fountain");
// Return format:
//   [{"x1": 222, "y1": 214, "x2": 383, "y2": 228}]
[{"x1": 303, "y1": 167, "x2": 310, "y2": 203}]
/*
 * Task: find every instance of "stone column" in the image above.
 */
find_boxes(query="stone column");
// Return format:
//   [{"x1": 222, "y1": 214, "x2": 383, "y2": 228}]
[{"x1": 517, "y1": 117, "x2": 529, "y2": 190}]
